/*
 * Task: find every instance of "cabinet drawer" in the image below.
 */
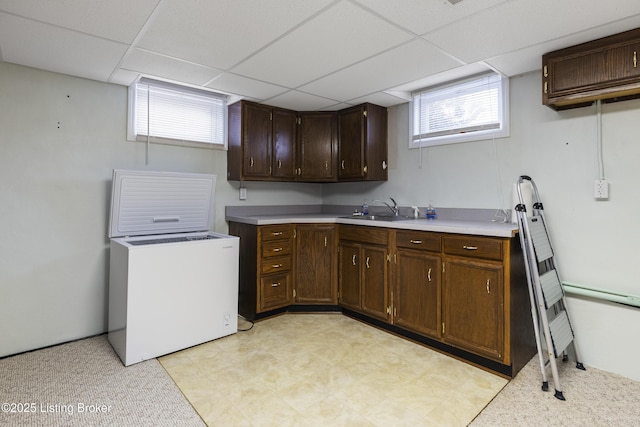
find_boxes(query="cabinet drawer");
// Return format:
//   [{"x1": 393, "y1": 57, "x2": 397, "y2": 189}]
[
  {"x1": 260, "y1": 273, "x2": 290, "y2": 311},
  {"x1": 261, "y1": 241, "x2": 291, "y2": 258},
  {"x1": 339, "y1": 225, "x2": 388, "y2": 245},
  {"x1": 396, "y1": 230, "x2": 441, "y2": 252},
  {"x1": 443, "y1": 236, "x2": 503, "y2": 261},
  {"x1": 260, "y1": 224, "x2": 292, "y2": 242},
  {"x1": 261, "y1": 256, "x2": 291, "y2": 275}
]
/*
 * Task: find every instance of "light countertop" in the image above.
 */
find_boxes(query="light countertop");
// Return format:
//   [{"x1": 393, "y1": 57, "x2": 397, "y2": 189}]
[{"x1": 225, "y1": 211, "x2": 518, "y2": 238}]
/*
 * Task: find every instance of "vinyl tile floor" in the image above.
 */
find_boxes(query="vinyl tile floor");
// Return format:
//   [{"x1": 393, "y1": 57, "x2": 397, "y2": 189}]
[{"x1": 159, "y1": 313, "x2": 507, "y2": 427}]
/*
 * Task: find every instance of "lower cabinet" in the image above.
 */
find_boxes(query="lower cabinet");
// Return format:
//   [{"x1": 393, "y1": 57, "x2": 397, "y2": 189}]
[
  {"x1": 338, "y1": 225, "x2": 390, "y2": 322},
  {"x1": 395, "y1": 248, "x2": 442, "y2": 340},
  {"x1": 294, "y1": 224, "x2": 337, "y2": 304},
  {"x1": 443, "y1": 257, "x2": 504, "y2": 361}
]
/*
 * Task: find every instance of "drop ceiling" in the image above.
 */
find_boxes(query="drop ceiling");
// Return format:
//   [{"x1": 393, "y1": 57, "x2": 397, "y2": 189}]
[{"x1": 1, "y1": 0, "x2": 640, "y2": 111}]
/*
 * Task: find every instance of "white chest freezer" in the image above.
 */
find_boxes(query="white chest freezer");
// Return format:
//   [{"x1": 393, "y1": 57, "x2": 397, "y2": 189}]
[{"x1": 107, "y1": 169, "x2": 239, "y2": 366}]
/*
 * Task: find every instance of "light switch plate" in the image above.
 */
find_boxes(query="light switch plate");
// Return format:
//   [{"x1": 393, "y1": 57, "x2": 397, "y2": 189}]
[{"x1": 239, "y1": 187, "x2": 247, "y2": 200}]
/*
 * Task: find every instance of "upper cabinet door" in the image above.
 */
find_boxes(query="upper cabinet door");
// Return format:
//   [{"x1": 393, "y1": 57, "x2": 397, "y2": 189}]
[
  {"x1": 242, "y1": 102, "x2": 272, "y2": 178},
  {"x1": 272, "y1": 108, "x2": 297, "y2": 180},
  {"x1": 338, "y1": 103, "x2": 387, "y2": 182},
  {"x1": 297, "y1": 112, "x2": 337, "y2": 182}
]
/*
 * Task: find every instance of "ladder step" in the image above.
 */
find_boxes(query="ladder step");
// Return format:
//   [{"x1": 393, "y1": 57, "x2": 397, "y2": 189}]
[
  {"x1": 529, "y1": 216, "x2": 553, "y2": 262},
  {"x1": 540, "y1": 269, "x2": 563, "y2": 308},
  {"x1": 549, "y1": 310, "x2": 574, "y2": 358}
]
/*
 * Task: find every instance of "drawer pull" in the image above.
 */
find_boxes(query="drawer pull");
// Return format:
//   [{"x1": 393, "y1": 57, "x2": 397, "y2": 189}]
[
  {"x1": 272, "y1": 282, "x2": 280, "y2": 287},
  {"x1": 272, "y1": 247, "x2": 283, "y2": 252},
  {"x1": 272, "y1": 231, "x2": 283, "y2": 236},
  {"x1": 410, "y1": 239, "x2": 422, "y2": 244},
  {"x1": 272, "y1": 264, "x2": 283, "y2": 268},
  {"x1": 427, "y1": 267, "x2": 432, "y2": 282},
  {"x1": 486, "y1": 279, "x2": 491, "y2": 294},
  {"x1": 463, "y1": 245, "x2": 478, "y2": 250},
  {"x1": 352, "y1": 254, "x2": 357, "y2": 265},
  {"x1": 366, "y1": 256, "x2": 370, "y2": 269}
]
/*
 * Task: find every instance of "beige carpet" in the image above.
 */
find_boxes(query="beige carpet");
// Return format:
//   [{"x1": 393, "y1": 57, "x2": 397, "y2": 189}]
[
  {"x1": 470, "y1": 354, "x2": 640, "y2": 426},
  {"x1": 0, "y1": 335, "x2": 204, "y2": 426}
]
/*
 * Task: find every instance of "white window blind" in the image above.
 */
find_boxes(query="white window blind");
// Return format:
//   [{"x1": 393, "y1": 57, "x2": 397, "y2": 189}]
[
  {"x1": 129, "y1": 78, "x2": 227, "y2": 148},
  {"x1": 410, "y1": 72, "x2": 509, "y2": 147}
]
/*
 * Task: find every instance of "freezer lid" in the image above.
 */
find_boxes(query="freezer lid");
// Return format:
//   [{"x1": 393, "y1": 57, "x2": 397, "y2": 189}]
[{"x1": 108, "y1": 169, "x2": 217, "y2": 238}]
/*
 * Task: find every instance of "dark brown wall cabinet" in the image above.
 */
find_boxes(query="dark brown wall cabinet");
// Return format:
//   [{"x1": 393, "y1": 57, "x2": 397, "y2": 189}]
[
  {"x1": 543, "y1": 27, "x2": 640, "y2": 110},
  {"x1": 227, "y1": 101, "x2": 297, "y2": 181},
  {"x1": 228, "y1": 100, "x2": 387, "y2": 182},
  {"x1": 338, "y1": 103, "x2": 388, "y2": 181}
]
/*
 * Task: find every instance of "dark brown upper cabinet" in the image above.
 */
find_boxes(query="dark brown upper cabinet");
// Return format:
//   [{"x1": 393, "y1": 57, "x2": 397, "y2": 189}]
[
  {"x1": 227, "y1": 101, "x2": 296, "y2": 181},
  {"x1": 228, "y1": 100, "x2": 387, "y2": 182},
  {"x1": 543, "y1": 27, "x2": 640, "y2": 110},
  {"x1": 296, "y1": 112, "x2": 338, "y2": 182},
  {"x1": 338, "y1": 103, "x2": 388, "y2": 181}
]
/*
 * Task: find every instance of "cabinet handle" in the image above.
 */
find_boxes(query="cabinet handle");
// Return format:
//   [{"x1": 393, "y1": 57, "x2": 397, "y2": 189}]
[
  {"x1": 278, "y1": 159, "x2": 282, "y2": 169},
  {"x1": 352, "y1": 254, "x2": 357, "y2": 265},
  {"x1": 272, "y1": 231, "x2": 283, "y2": 236},
  {"x1": 427, "y1": 267, "x2": 432, "y2": 282},
  {"x1": 272, "y1": 264, "x2": 283, "y2": 268},
  {"x1": 341, "y1": 160, "x2": 345, "y2": 170},
  {"x1": 486, "y1": 279, "x2": 491, "y2": 294},
  {"x1": 366, "y1": 256, "x2": 370, "y2": 269},
  {"x1": 325, "y1": 160, "x2": 328, "y2": 170},
  {"x1": 544, "y1": 81, "x2": 548, "y2": 94},
  {"x1": 272, "y1": 247, "x2": 283, "y2": 252},
  {"x1": 272, "y1": 282, "x2": 280, "y2": 287},
  {"x1": 250, "y1": 156, "x2": 254, "y2": 167},
  {"x1": 324, "y1": 236, "x2": 327, "y2": 247},
  {"x1": 297, "y1": 167, "x2": 301, "y2": 176},
  {"x1": 410, "y1": 239, "x2": 422, "y2": 244},
  {"x1": 635, "y1": 51, "x2": 637, "y2": 68},
  {"x1": 463, "y1": 245, "x2": 478, "y2": 250}
]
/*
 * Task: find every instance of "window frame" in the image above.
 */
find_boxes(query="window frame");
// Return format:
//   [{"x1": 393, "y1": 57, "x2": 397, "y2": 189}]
[
  {"x1": 127, "y1": 77, "x2": 228, "y2": 150},
  {"x1": 409, "y1": 72, "x2": 509, "y2": 148}
]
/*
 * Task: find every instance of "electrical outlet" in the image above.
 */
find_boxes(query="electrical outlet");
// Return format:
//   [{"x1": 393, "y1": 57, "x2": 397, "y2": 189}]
[
  {"x1": 239, "y1": 187, "x2": 247, "y2": 200},
  {"x1": 594, "y1": 179, "x2": 609, "y2": 199}
]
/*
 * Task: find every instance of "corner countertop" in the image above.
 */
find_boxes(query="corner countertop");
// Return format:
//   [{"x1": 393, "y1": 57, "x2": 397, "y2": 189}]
[{"x1": 225, "y1": 206, "x2": 518, "y2": 238}]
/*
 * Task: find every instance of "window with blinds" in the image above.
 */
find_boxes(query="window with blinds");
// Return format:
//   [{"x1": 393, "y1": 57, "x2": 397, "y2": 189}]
[
  {"x1": 410, "y1": 72, "x2": 509, "y2": 147},
  {"x1": 128, "y1": 78, "x2": 227, "y2": 149}
]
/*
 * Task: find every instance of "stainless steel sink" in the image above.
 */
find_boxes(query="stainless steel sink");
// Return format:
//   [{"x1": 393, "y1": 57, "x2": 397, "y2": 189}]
[{"x1": 342, "y1": 214, "x2": 412, "y2": 222}]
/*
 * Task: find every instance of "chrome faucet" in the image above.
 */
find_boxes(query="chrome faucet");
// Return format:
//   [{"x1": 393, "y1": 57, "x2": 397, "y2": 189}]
[{"x1": 372, "y1": 197, "x2": 399, "y2": 216}]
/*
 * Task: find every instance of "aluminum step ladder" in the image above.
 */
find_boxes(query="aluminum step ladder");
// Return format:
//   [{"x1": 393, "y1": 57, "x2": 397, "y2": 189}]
[{"x1": 514, "y1": 175, "x2": 585, "y2": 400}]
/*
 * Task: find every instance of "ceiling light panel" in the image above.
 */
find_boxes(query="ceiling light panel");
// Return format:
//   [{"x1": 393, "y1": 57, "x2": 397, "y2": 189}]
[
  {"x1": 136, "y1": 0, "x2": 334, "y2": 70},
  {"x1": 230, "y1": 1, "x2": 414, "y2": 88},
  {"x1": 0, "y1": 0, "x2": 158, "y2": 43}
]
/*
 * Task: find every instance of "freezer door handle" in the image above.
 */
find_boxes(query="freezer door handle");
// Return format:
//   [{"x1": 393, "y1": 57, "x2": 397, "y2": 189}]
[{"x1": 153, "y1": 216, "x2": 180, "y2": 223}]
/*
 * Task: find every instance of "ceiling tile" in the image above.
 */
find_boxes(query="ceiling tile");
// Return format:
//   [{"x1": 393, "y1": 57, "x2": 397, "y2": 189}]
[
  {"x1": 387, "y1": 63, "x2": 494, "y2": 94},
  {"x1": 136, "y1": 0, "x2": 334, "y2": 70},
  {"x1": 0, "y1": 0, "x2": 158, "y2": 43},
  {"x1": 299, "y1": 39, "x2": 462, "y2": 102},
  {"x1": 0, "y1": 13, "x2": 128, "y2": 82},
  {"x1": 349, "y1": 91, "x2": 409, "y2": 107},
  {"x1": 264, "y1": 90, "x2": 340, "y2": 111},
  {"x1": 109, "y1": 69, "x2": 141, "y2": 86},
  {"x1": 353, "y1": 0, "x2": 508, "y2": 35},
  {"x1": 486, "y1": 15, "x2": 640, "y2": 77},
  {"x1": 121, "y1": 48, "x2": 222, "y2": 86},
  {"x1": 231, "y1": 1, "x2": 414, "y2": 88},
  {"x1": 425, "y1": 0, "x2": 640, "y2": 64},
  {"x1": 205, "y1": 73, "x2": 289, "y2": 101}
]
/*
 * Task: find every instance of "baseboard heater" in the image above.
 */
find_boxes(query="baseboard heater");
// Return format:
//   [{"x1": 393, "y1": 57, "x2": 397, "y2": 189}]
[{"x1": 563, "y1": 282, "x2": 640, "y2": 309}]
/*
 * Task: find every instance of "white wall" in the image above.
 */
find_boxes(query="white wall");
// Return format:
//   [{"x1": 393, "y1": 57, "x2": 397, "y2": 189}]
[
  {"x1": 324, "y1": 71, "x2": 640, "y2": 381},
  {"x1": 2, "y1": 62, "x2": 639, "y2": 381},
  {"x1": 0, "y1": 62, "x2": 322, "y2": 357}
]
